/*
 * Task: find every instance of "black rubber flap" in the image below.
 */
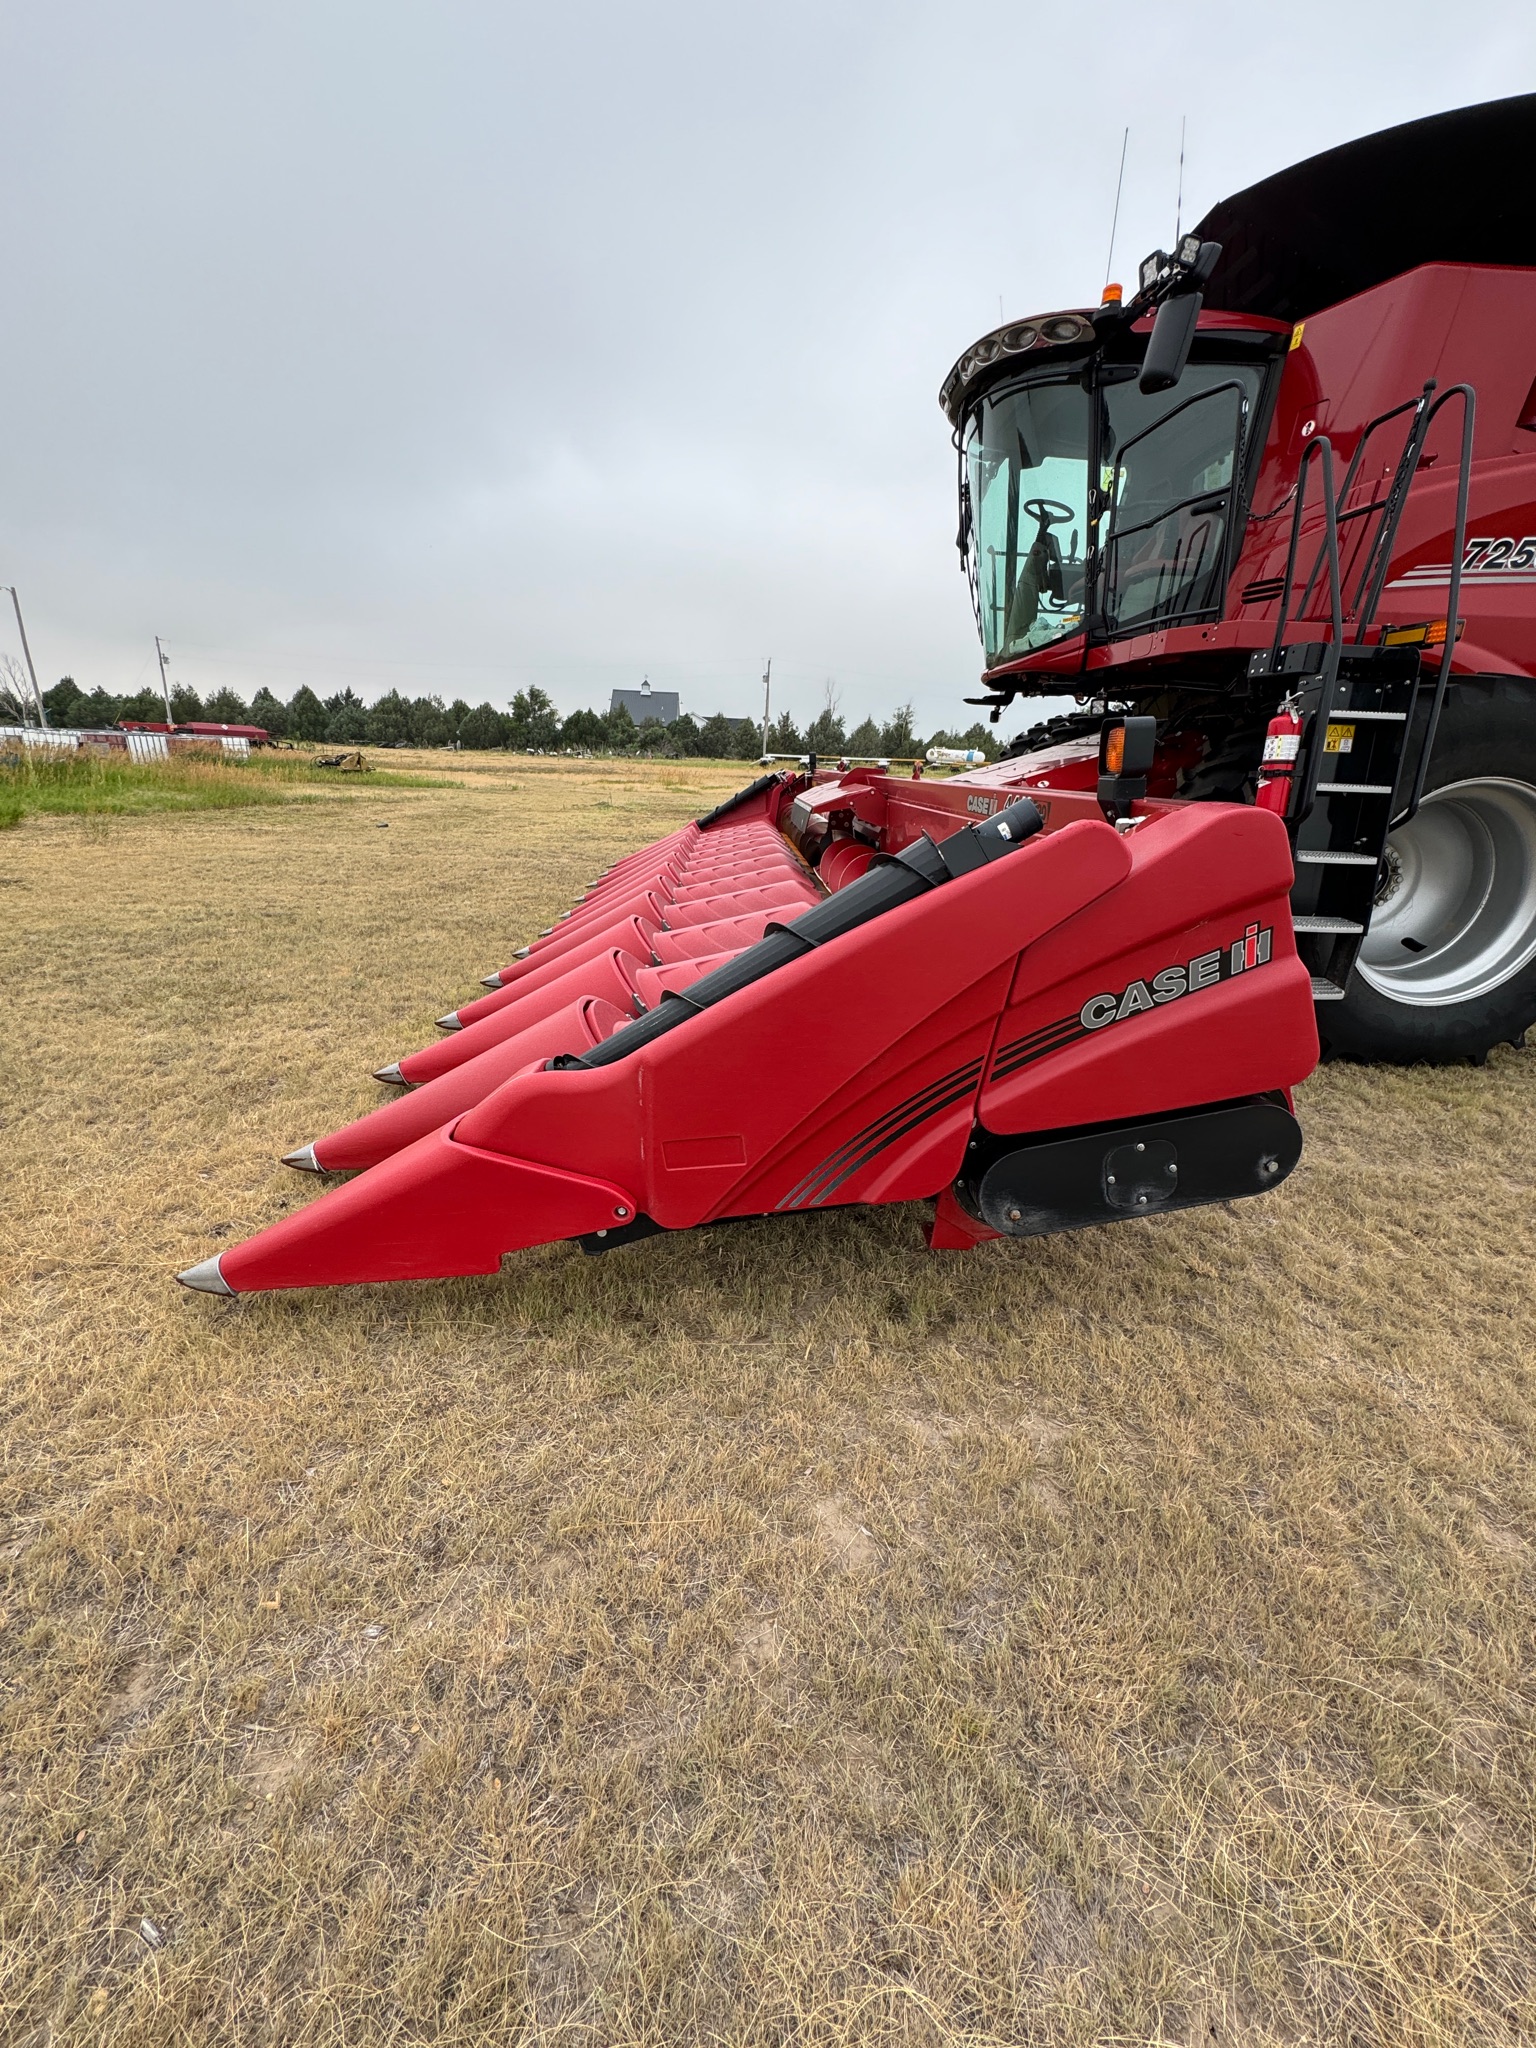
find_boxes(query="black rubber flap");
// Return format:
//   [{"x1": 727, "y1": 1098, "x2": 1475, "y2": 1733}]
[{"x1": 975, "y1": 1100, "x2": 1302, "y2": 1237}]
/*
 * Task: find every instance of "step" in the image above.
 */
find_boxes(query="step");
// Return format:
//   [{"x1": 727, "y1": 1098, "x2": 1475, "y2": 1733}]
[
  {"x1": 1311, "y1": 976, "x2": 1349, "y2": 1001},
  {"x1": 1296, "y1": 850, "x2": 1380, "y2": 866},
  {"x1": 1292, "y1": 914, "x2": 1365, "y2": 933},
  {"x1": 1316, "y1": 781, "x2": 1395, "y2": 795},
  {"x1": 1326, "y1": 708, "x2": 1407, "y2": 721}
]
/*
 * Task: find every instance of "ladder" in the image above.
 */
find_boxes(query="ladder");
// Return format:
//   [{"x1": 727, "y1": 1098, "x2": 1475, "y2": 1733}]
[
  {"x1": 1245, "y1": 385, "x2": 1476, "y2": 1002},
  {"x1": 1264, "y1": 644, "x2": 1423, "y2": 998}
]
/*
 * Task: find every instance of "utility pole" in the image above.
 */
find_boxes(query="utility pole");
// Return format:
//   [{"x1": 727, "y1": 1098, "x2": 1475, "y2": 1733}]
[
  {"x1": 759, "y1": 657, "x2": 772, "y2": 758},
  {"x1": 155, "y1": 636, "x2": 174, "y2": 727},
  {"x1": 3, "y1": 586, "x2": 47, "y2": 727}
]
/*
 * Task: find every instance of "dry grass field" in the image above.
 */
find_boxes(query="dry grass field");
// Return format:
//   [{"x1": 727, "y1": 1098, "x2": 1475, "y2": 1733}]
[{"x1": 2, "y1": 753, "x2": 1534, "y2": 2047}]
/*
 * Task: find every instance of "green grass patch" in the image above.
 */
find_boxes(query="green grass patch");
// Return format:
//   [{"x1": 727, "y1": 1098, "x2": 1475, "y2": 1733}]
[{"x1": 0, "y1": 746, "x2": 446, "y2": 827}]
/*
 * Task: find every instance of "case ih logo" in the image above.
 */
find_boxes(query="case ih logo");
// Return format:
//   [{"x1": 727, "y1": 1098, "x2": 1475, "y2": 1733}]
[
  {"x1": 965, "y1": 794, "x2": 1000, "y2": 816},
  {"x1": 1080, "y1": 924, "x2": 1273, "y2": 1031},
  {"x1": 988, "y1": 922, "x2": 1278, "y2": 1083},
  {"x1": 1390, "y1": 536, "x2": 1536, "y2": 587}
]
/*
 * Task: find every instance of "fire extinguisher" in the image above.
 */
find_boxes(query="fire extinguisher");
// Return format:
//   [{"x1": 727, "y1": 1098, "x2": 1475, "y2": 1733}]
[{"x1": 1255, "y1": 699, "x2": 1303, "y2": 815}]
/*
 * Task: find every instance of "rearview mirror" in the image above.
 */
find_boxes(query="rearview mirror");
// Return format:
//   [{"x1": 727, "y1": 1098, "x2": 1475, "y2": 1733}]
[{"x1": 1139, "y1": 291, "x2": 1202, "y2": 394}]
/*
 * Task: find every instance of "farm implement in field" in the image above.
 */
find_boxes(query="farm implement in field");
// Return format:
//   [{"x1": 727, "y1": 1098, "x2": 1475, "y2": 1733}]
[
  {"x1": 180, "y1": 95, "x2": 1536, "y2": 1297},
  {"x1": 179, "y1": 776, "x2": 1313, "y2": 1294}
]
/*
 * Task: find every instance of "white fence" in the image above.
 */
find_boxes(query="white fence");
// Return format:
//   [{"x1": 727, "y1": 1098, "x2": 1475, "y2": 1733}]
[
  {"x1": 1, "y1": 726, "x2": 250, "y2": 758},
  {"x1": 0, "y1": 725, "x2": 78, "y2": 750}
]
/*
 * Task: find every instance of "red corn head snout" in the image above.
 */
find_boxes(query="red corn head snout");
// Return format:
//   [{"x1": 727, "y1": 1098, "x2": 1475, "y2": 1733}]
[{"x1": 298, "y1": 998, "x2": 629, "y2": 1174}]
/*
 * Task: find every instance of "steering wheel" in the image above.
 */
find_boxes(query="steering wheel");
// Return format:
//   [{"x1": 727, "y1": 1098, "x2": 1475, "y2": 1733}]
[{"x1": 1022, "y1": 498, "x2": 1075, "y2": 527}]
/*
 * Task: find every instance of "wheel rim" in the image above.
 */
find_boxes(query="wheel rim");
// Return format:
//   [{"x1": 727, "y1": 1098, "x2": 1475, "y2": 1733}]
[{"x1": 1357, "y1": 776, "x2": 1536, "y2": 1006}]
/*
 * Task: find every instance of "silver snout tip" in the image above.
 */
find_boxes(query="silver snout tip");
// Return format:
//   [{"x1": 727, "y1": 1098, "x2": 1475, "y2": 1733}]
[
  {"x1": 176, "y1": 1254, "x2": 235, "y2": 1296},
  {"x1": 373, "y1": 1062, "x2": 406, "y2": 1085},
  {"x1": 435, "y1": 1012, "x2": 463, "y2": 1032},
  {"x1": 480, "y1": 973, "x2": 504, "y2": 989},
  {"x1": 281, "y1": 1144, "x2": 322, "y2": 1173}
]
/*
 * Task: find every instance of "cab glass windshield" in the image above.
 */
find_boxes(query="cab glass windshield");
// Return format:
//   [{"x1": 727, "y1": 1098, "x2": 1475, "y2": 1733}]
[
  {"x1": 963, "y1": 358, "x2": 1265, "y2": 666},
  {"x1": 965, "y1": 378, "x2": 1089, "y2": 666}
]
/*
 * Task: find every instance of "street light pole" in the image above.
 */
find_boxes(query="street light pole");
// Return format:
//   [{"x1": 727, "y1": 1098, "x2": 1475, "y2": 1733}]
[
  {"x1": 155, "y1": 636, "x2": 174, "y2": 727},
  {"x1": 759, "y1": 657, "x2": 772, "y2": 758},
  {"x1": 3, "y1": 587, "x2": 47, "y2": 727}
]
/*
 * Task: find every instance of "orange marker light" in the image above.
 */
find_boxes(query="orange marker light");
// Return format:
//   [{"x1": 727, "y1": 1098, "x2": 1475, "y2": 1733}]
[
  {"x1": 1382, "y1": 617, "x2": 1464, "y2": 649},
  {"x1": 1102, "y1": 282, "x2": 1123, "y2": 307},
  {"x1": 1104, "y1": 725, "x2": 1126, "y2": 774}
]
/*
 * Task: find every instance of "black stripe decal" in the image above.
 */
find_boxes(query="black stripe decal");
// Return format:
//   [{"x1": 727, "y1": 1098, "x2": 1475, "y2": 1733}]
[
  {"x1": 777, "y1": 1056, "x2": 984, "y2": 1212},
  {"x1": 990, "y1": 1015, "x2": 1090, "y2": 1080},
  {"x1": 778, "y1": 1061, "x2": 980, "y2": 1208},
  {"x1": 992, "y1": 1010, "x2": 1079, "y2": 1065},
  {"x1": 806, "y1": 1074, "x2": 983, "y2": 1207},
  {"x1": 991, "y1": 1029, "x2": 1091, "y2": 1079},
  {"x1": 781, "y1": 1059, "x2": 983, "y2": 1211},
  {"x1": 793, "y1": 1071, "x2": 981, "y2": 1209}
]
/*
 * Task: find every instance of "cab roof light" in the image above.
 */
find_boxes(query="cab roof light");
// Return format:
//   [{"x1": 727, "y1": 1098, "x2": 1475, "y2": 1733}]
[
  {"x1": 1130, "y1": 237, "x2": 1223, "y2": 314},
  {"x1": 937, "y1": 311, "x2": 1096, "y2": 423}
]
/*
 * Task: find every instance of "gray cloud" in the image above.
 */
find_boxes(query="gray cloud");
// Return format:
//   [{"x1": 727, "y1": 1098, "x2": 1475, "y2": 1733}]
[{"x1": 3, "y1": 1, "x2": 1532, "y2": 730}]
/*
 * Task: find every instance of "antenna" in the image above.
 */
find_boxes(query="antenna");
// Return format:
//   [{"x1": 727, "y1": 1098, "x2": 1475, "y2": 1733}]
[
  {"x1": 1175, "y1": 114, "x2": 1187, "y2": 243},
  {"x1": 1103, "y1": 127, "x2": 1129, "y2": 290}
]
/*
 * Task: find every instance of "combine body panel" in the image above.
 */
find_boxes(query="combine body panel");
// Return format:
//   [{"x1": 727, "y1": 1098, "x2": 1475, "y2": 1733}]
[
  {"x1": 181, "y1": 95, "x2": 1536, "y2": 1298},
  {"x1": 1116, "y1": 265, "x2": 1536, "y2": 682}
]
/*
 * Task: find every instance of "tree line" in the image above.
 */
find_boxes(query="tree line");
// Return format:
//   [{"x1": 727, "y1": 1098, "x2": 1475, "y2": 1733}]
[{"x1": 38, "y1": 676, "x2": 996, "y2": 762}]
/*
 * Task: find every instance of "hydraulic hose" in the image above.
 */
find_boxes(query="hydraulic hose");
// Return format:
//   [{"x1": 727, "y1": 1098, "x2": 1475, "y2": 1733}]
[{"x1": 563, "y1": 797, "x2": 1043, "y2": 1070}]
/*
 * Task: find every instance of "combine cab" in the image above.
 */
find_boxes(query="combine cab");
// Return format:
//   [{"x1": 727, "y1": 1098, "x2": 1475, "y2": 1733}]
[
  {"x1": 181, "y1": 96, "x2": 1536, "y2": 1297},
  {"x1": 944, "y1": 92, "x2": 1536, "y2": 1063}
]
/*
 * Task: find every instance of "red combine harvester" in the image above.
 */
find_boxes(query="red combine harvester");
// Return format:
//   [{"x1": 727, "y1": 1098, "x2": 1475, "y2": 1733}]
[{"x1": 179, "y1": 96, "x2": 1536, "y2": 1298}]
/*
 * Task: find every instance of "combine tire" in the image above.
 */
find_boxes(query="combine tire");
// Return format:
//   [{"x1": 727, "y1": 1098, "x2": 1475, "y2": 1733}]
[{"x1": 1322, "y1": 678, "x2": 1536, "y2": 1062}]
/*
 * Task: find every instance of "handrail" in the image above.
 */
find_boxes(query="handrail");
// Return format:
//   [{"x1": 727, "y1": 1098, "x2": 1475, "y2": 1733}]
[
  {"x1": 1290, "y1": 385, "x2": 1433, "y2": 629},
  {"x1": 1263, "y1": 436, "x2": 1345, "y2": 833},
  {"x1": 1348, "y1": 383, "x2": 1437, "y2": 632},
  {"x1": 1397, "y1": 383, "x2": 1475, "y2": 827},
  {"x1": 1267, "y1": 434, "x2": 1343, "y2": 669}
]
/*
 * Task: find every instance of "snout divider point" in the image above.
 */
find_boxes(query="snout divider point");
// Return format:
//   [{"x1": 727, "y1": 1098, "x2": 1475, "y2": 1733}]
[{"x1": 176, "y1": 1255, "x2": 235, "y2": 1296}]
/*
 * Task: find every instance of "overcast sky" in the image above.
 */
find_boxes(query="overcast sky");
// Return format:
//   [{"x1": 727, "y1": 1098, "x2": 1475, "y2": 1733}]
[{"x1": 3, "y1": 3, "x2": 1533, "y2": 735}]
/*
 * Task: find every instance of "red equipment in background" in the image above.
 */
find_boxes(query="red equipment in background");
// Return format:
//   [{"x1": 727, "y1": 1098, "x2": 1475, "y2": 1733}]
[{"x1": 118, "y1": 720, "x2": 272, "y2": 745}]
